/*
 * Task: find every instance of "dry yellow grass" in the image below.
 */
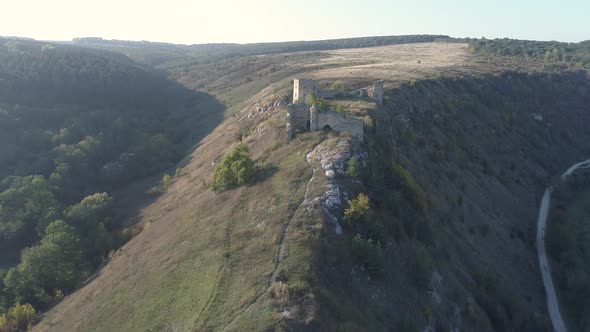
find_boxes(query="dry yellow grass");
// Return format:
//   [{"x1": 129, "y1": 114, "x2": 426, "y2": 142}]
[{"x1": 309, "y1": 42, "x2": 479, "y2": 81}]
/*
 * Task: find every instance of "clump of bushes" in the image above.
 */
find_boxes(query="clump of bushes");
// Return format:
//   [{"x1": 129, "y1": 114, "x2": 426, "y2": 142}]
[
  {"x1": 344, "y1": 193, "x2": 370, "y2": 222},
  {"x1": 306, "y1": 92, "x2": 330, "y2": 110},
  {"x1": 0, "y1": 303, "x2": 36, "y2": 332},
  {"x1": 212, "y1": 145, "x2": 256, "y2": 192},
  {"x1": 329, "y1": 81, "x2": 346, "y2": 90},
  {"x1": 346, "y1": 156, "x2": 361, "y2": 179},
  {"x1": 390, "y1": 162, "x2": 428, "y2": 212},
  {"x1": 351, "y1": 234, "x2": 383, "y2": 276},
  {"x1": 161, "y1": 174, "x2": 172, "y2": 192},
  {"x1": 235, "y1": 126, "x2": 255, "y2": 143},
  {"x1": 345, "y1": 193, "x2": 385, "y2": 241}
]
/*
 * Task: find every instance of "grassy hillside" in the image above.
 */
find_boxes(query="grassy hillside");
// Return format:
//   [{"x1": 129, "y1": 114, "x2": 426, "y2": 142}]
[{"x1": 31, "y1": 39, "x2": 590, "y2": 331}]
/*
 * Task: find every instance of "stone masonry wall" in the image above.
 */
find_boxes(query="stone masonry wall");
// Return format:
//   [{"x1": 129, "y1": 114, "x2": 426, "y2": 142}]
[
  {"x1": 287, "y1": 103, "x2": 310, "y2": 130},
  {"x1": 286, "y1": 103, "x2": 310, "y2": 142},
  {"x1": 317, "y1": 90, "x2": 353, "y2": 99},
  {"x1": 315, "y1": 110, "x2": 364, "y2": 138},
  {"x1": 293, "y1": 79, "x2": 319, "y2": 104},
  {"x1": 373, "y1": 80, "x2": 384, "y2": 105}
]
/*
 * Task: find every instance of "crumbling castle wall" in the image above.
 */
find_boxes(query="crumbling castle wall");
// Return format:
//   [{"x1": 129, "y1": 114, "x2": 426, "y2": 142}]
[
  {"x1": 373, "y1": 80, "x2": 384, "y2": 105},
  {"x1": 287, "y1": 78, "x2": 380, "y2": 142},
  {"x1": 317, "y1": 90, "x2": 352, "y2": 99},
  {"x1": 286, "y1": 103, "x2": 310, "y2": 143},
  {"x1": 314, "y1": 110, "x2": 364, "y2": 138}
]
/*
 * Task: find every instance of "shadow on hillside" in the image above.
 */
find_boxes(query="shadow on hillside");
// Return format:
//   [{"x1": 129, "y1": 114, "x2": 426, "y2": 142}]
[
  {"x1": 111, "y1": 80, "x2": 226, "y2": 229},
  {"x1": 255, "y1": 165, "x2": 279, "y2": 183}
]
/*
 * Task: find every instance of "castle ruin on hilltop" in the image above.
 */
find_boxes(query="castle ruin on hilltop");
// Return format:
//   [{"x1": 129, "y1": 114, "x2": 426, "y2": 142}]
[{"x1": 286, "y1": 79, "x2": 383, "y2": 143}]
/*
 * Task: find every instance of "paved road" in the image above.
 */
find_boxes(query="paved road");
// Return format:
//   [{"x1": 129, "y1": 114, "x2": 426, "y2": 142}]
[{"x1": 537, "y1": 159, "x2": 590, "y2": 332}]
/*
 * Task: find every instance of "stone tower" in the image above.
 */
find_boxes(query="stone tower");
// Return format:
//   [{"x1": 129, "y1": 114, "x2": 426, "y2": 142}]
[
  {"x1": 373, "y1": 80, "x2": 384, "y2": 105},
  {"x1": 293, "y1": 79, "x2": 319, "y2": 104}
]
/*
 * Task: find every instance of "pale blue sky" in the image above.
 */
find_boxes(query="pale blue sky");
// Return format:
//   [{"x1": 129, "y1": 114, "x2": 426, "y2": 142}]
[{"x1": 1, "y1": 0, "x2": 588, "y2": 44}]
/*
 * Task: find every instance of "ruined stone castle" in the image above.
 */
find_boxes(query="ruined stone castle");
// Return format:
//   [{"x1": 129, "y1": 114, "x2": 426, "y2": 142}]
[{"x1": 286, "y1": 79, "x2": 383, "y2": 143}]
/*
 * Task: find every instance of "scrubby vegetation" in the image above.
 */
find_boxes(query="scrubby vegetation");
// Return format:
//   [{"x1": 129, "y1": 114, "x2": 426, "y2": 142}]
[
  {"x1": 0, "y1": 303, "x2": 36, "y2": 332},
  {"x1": 351, "y1": 234, "x2": 383, "y2": 277},
  {"x1": 467, "y1": 38, "x2": 590, "y2": 69},
  {"x1": 211, "y1": 145, "x2": 256, "y2": 192},
  {"x1": 314, "y1": 70, "x2": 590, "y2": 331},
  {"x1": 345, "y1": 156, "x2": 361, "y2": 179},
  {"x1": 344, "y1": 193, "x2": 371, "y2": 223}
]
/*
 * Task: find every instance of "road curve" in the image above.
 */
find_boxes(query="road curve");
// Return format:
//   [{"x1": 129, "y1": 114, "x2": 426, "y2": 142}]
[{"x1": 537, "y1": 159, "x2": 590, "y2": 332}]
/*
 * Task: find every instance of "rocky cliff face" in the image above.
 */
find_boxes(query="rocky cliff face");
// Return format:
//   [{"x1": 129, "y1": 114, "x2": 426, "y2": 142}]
[{"x1": 308, "y1": 71, "x2": 590, "y2": 331}]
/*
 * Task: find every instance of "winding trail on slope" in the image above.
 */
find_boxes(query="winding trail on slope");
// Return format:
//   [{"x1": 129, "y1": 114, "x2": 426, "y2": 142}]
[
  {"x1": 537, "y1": 159, "x2": 590, "y2": 332},
  {"x1": 221, "y1": 148, "x2": 318, "y2": 331}
]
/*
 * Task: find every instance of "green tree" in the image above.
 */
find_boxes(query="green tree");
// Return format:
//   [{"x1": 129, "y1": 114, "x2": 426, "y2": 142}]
[
  {"x1": 64, "y1": 193, "x2": 114, "y2": 263},
  {"x1": 161, "y1": 174, "x2": 172, "y2": 192},
  {"x1": 64, "y1": 193, "x2": 113, "y2": 227},
  {"x1": 0, "y1": 303, "x2": 36, "y2": 332},
  {"x1": 0, "y1": 176, "x2": 59, "y2": 245},
  {"x1": 0, "y1": 314, "x2": 7, "y2": 330},
  {"x1": 351, "y1": 234, "x2": 383, "y2": 276},
  {"x1": 346, "y1": 156, "x2": 361, "y2": 179},
  {"x1": 344, "y1": 193, "x2": 371, "y2": 223},
  {"x1": 212, "y1": 145, "x2": 256, "y2": 192},
  {"x1": 4, "y1": 221, "x2": 90, "y2": 308}
]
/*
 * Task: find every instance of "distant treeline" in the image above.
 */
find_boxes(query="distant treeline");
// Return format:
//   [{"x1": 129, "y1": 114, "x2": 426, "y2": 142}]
[
  {"x1": 451, "y1": 37, "x2": 590, "y2": 69},
  {"x1": 0, "y1": 37, "x2": 178, "y2": 106}
]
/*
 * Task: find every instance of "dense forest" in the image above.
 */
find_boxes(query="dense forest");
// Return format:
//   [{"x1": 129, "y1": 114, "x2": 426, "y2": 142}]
[
  {"x1": 467, "y1": 38, "x2": 590, "y2": 69},
  {"x1": 0, "y1": 38, "x2": 222, "y2": 328}
]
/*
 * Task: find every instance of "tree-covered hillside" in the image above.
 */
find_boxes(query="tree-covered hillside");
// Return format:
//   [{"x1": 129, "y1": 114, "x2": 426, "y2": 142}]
[
  {"x1": 467, "y1": 38, "x2": 590, "y2": 69},
  {"x1": 0, "y1": 38, "x2": 223, "y2": 328}
]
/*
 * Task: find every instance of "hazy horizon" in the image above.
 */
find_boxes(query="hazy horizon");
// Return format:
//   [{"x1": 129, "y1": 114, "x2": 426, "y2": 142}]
[{"x1": 1, "y1": 0, "x2": 588, "y2": 45}]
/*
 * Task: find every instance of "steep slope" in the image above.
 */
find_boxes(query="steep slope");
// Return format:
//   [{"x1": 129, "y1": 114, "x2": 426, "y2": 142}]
[
  {"x1": 33, "y1": 42, "x2": 590, "y2": 331},
  {"x1": 32, "y1": 84, "x2": 324, "y2": 331},
  {"x1": 309, "y1": 71, "x2": 590, "y2": 331}
]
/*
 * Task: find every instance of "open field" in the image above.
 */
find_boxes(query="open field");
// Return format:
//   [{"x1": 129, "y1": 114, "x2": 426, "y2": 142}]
[{"x1": 307, "y1": 42, "x2": 480, "y2": 81}]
